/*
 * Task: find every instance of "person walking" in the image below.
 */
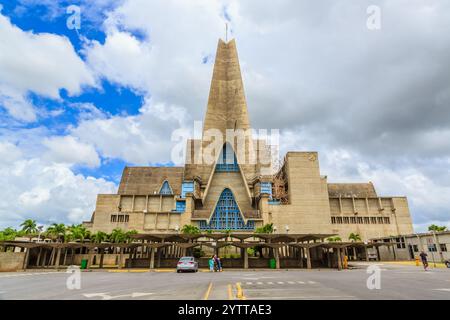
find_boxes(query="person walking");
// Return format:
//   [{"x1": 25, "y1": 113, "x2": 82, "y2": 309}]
[
  {"x1": 419, "y1": 251, "x2": 429, "y2": 271},
  {"x1": 213, "y1": 255, "x2": 219, "y2": 272},
  {"x1": 208, "y1": 256, "x2": 215, "y2": 272},
  {"x1": 217, "y1": 256, "x2": 223, "y2": 272}
]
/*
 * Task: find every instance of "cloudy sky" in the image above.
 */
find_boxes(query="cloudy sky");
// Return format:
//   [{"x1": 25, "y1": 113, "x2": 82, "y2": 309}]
[{"x1": 0, "y1": 0, "x2": 449, "y2": 231}]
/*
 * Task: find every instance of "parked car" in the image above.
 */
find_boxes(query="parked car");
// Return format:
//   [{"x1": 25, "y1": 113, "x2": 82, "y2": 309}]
[
  {"x1": 367, "y1": 251, "x2": 378, "y2": 261},
  {"x1": 445, "y1": 260, "x2": 450, "y2": 268},
  {"x1": 176, "y1": 256, "x2": 199, "y2": 273}
]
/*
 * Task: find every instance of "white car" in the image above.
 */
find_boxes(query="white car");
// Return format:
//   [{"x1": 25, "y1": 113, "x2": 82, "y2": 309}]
[{"x1": 176, "y1": 256, "x2": 199, "y2": 273}]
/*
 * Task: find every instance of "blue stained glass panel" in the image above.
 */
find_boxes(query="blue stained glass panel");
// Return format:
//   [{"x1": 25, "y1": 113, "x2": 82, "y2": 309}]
[{"x1": 199, "y1": 188, "x2": 255, "y2": 231}]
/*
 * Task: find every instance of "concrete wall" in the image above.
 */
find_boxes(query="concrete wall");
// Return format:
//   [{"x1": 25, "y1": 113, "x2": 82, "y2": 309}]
[
  {"x1": 329, "y1": 197, "x2": 414, "y2": 241},
  {"x1": 268, "y1": 152, "x2": 333, "y2": 234},
  {"x1": 0, "y1": 252, "x2": 25, "y2": 272}
]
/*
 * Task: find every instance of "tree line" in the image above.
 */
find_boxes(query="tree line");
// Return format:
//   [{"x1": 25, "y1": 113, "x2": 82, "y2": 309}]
[{"x1": 0, "y1": 219, "x2": 138, "y2": 244}]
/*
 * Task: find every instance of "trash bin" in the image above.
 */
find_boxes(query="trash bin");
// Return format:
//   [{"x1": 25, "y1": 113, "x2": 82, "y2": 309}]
[
  {"x1": 269, "y1": 258, "x2": 276, "y2": 269},
  {"x1": 81, "y1": 259, "x2": 88, "y2": 270}
]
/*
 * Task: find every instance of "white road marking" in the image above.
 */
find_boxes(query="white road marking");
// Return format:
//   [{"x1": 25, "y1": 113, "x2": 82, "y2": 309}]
[
  {"x1": 277, "y1": 281, "x2": 284, "y2": 284},
  {"x1": 246, "y1": 295, "x2": 356, "y2": 300},
  {"x1": 83, "y1": 292, "x2": 154, "y2": 300},
  {"x1": 246, "y1": 282, "x2": 253, "y2": 285},
  {"x1": 267, "y1": 282, "x2": 274, "y2": 285},
  {"x1": 297, "y1": 281, "x2": 305, "y2": 284},
  {"x1": 433, "y1": 289, "x2": 450, "y2": 292},
  {"x1": 308, "y1": 281, "x2": 317, "y2": 284},
  {"x1": 257, "y1": 282, "x2": 263, "y2": 285},
  {"x1": 288, "y1": 281, "x2": 295, "y2": 284}
]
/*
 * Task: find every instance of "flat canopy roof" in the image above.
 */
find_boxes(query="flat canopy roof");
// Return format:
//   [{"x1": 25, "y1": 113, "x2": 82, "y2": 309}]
[{"x1": 129, "y1": 233, "x2": 337, "y2": 243}]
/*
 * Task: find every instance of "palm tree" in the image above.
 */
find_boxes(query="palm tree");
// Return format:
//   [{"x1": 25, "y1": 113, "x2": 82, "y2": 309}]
[
  {"x1": 67, "y1": 224, "x2": 90, "y2": 242},
  {"x1": 428, "y1": 224, "x2": 447, "y2": 232},
  {"x1": 125, "y1": 230, "x2": 138, "y2": 243},
  {"x1": 181, "y1": 225, "x2": 200, "y2": 235},
  {"x1": 348, "y1": 233, "x2": 362, "y2": 242},
  {"x1": 46, "y1": 223, "x2": 66, "y2": 242},
  {"x1": 110, "y1": 228, "x2": 126, "y2": 243},
  {"x1": 254, "y1": 223, "x2": 275, "y2": 258},
  {"x1": 255, "y1": 223, "x2": 274, "y2": 234},
  {"x1": 91, "y1": 231, "x2": 108, "y2": 244},
  {"x1": 327, "y1": 236, "x2": 342, "y2": 242},
  {"x1": 20, "y1": 219, "x2": 37, "y2": 234},
  {"x1": 348, "y1": 233, "x2": 362, "y2": 261}
]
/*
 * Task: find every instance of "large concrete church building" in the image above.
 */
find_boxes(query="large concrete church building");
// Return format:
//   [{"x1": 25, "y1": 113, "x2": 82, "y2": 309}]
[{"x1": 84, "y1": 39, "x2": 414, "y2": 241}]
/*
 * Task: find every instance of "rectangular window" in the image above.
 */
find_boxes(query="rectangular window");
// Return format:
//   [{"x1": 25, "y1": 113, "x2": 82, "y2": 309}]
[
  {"x1": 384, "y1": 217, "x2": 390, "y2": 224},
  {"x1": 343, "y1": 217, "x2": 349, "y2": 224},
  {"x1": 350, "y1": 217, "x2": 356, "y2": 224},
  {"x1": 413, "y1": 245, "x2": 419, "y2": 252},
  {"x1": 175, "y1": 201, "x2": 186, "y2": 213},
  {"x1": 377, "y1": 217, "x2": 384, "y2": 224},
  {"x1": 364, "y1": 217, "x2": 370, "y2": 224},
  {"x1": 181, "y1": 181, "x2": 194, "y2": 198},
  {"x1": 331, "y1": 217, "x2": 336, "y2": 224},
  {"x1": 371, "y1": 217, "x2": 377, "y2": 224},
  {"x1": 124, "y1": 215, "x2": 129, "y2": 223},
  {"x1": 357, "y1": 217, "x2": 363, "y2": 224},
  {"x1": 336, "y1": 217, "x2": 343, "y2": 224},
  {"x1": 428, "y1": 244, "x2": 437, "y2": 252},
  {"x1": 260, "y1": 182, "x2": 273, "y2": 197},
  {"x1": 440, "y1": 244, "x2": 447, "y2": 252},
  {"x1": 110, "y1": 215, "x2": 117, "y2": 222}
]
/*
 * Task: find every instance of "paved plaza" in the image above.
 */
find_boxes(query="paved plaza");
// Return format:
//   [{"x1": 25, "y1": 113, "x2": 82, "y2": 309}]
[{"x1": 0, "y1": 262, "x2": 449, "y2": 300}]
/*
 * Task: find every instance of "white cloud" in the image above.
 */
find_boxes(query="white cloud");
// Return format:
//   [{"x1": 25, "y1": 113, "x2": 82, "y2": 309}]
[
  {"x1": 0, "y1": 145, "x2": 116, "y2": 228},
  {"x1": 43, "y1": 135, "x2": 101, "y2": 168},
  {"x1": 1, "y1": 0, "x2": 450, "y2": 231},
  {"x1": 0, "y1": 10, "x2": 96, "y2": 122},
  {"x1": 71, "y1": 99, "x2": 189, "y2": 165}
]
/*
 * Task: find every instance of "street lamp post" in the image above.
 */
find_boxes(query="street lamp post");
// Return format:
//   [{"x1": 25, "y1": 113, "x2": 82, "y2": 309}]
[{"x1": 37, "y1": 226, "x2": 43, "y2": 243}]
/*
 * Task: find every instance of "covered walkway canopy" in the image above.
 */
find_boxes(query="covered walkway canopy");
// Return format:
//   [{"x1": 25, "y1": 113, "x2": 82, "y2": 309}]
[{"x1": 1, "y1": 233, "x2": 398, "y2": 271}]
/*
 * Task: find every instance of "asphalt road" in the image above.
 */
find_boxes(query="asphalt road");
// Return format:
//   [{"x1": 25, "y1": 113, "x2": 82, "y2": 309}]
[{"x1": 0, "y1": 262, "x2": 449, "y2": 300}]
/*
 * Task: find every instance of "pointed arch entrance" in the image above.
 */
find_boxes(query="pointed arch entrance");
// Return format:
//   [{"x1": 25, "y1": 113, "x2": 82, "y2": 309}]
[{"x1": 199, "y1": 188, "x2": 255, "y2": 231}]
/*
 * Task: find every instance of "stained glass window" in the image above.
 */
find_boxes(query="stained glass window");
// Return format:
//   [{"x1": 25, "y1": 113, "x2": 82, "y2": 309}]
[
  {"x1": 159, "y1": 181, "x2": 173, "y2": 195},
  {"x1": 215, "y1": 144, "x2": 239, "y2": 172},
  {"x1": 199, "y1": 188, "x2": 255, "y2": 231}
]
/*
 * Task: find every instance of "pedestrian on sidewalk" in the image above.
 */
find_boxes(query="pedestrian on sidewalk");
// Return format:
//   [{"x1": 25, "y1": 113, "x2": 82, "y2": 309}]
[
  {"x1": 208, "y1": 256, "x2": 215, "y2": 272},
  {"x1": 419, "y1": 251, "x2": 429, "y2": 271}
]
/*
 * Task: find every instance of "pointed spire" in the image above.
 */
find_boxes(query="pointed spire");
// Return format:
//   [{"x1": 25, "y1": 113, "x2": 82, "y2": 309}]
[{"x1": 203, "y1": 39, "x2": 251, "y2": 138}]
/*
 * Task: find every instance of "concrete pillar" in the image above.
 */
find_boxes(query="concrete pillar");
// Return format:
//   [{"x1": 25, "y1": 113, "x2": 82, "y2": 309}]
[
  {"x1": 327, "y1": 249, "x2": 332, "y2": 268},
  {"x1": 22, "y1": 248, "x2": 30, "y2": 270},
  {"x1": 99, "y1": 249, "x2": 104, "y2": 269},
  {"x1": 274, "y1": 247, "x2": 280, "y2": 269},
  {"x1": 306, "y1": 247, "x2": 312, "y2": 270},
  {"x1": 299, "y1": 248, "x2": 304, "y2": 268},
  {"x1": 337, "y1": 248, "x2": 342, "y2": 271},
  {"x1": 243, "y1": 247, "x2": 249, "y2": 269},
  {"x1": 42, "y1": 250, "x2": 47, "y2": 267},
  {"x1": 50, "y1": 248, "x2": 56, "y2": 266},
  {"x1": 157, "y1": 248, "x2": 162, "y2": 268},
  {"x1": 55, "y1": 248, "x2": 62, "y2": 269},
  {"x1": 70, "y1": 248, "x2": 75, "y2": 265},
  {"x1": 86, "y1": 248, "x2": 94, "y2": 269},
  {"x1": 118, "y1": 247, "x2": 124, "y2": 269},
  {"x1": 129, "y1": 248, "x2": 135, "y2": 268},
  {"x1": 36, "y1": 247, "x2": 42, "y2": 267},
  {"x1": 149, "y1": 247, "x2": 155, "y2": 270},
  {"x1": 63, "y1": 249, "x2": 68, "y2": 266}
]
